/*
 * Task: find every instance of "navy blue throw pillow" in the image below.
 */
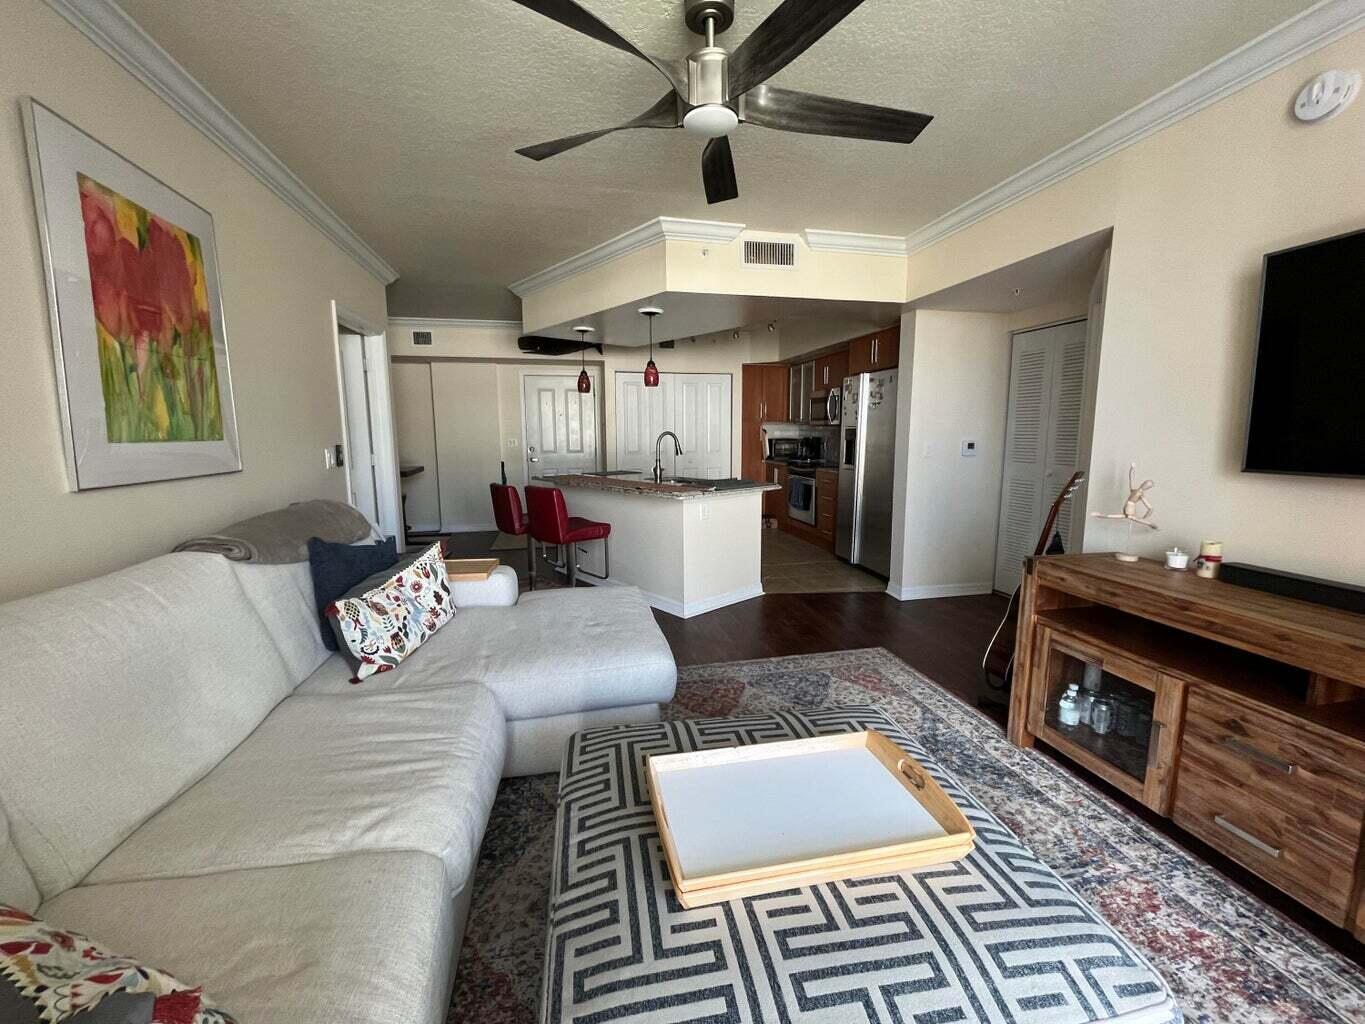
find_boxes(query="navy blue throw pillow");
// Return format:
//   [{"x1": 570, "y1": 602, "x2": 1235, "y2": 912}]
[{"x1": 307, "y1": 535, "x2": 398, "y2": 650}]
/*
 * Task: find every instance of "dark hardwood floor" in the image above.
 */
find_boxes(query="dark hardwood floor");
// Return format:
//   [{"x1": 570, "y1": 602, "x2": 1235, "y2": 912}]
[{"x1": 431, "y1": 529, "x2": 1365, "y2": 965}]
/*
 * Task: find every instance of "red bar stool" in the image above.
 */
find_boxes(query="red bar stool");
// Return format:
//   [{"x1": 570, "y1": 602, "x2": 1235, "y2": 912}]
[
  {"x1": 524, "y1": 485, "x2": 610, "y2": 588},
  {"x1": 489, "y1": 483, "x2": 536, "y2": 591}
]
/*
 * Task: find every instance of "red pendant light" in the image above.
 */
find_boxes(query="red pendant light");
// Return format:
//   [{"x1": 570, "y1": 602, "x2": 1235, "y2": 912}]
[
  {"x1": 639, "y1": 306, "x2": 662, "y2": 387},
  {"x1": 572, "y1": 325, "x2": 595, "y2": 394}
]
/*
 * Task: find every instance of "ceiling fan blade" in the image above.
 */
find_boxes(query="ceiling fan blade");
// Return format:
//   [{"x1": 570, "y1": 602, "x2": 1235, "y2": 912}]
[
  {"x1": 702, "y1": 136, "x2": 739, "y2": 205},
  {"x1": 743, "y1": 85, "x2": 933, "y2": 144},
  {"x1": 728, "y1": 0, "x2": 869, "y2": 97},
  {"x1": 507, "y1": 0, "x2": 686, "y2": 96},
  {"x1": 516, "y1": 92, "x2": 680, "y2": 161}
]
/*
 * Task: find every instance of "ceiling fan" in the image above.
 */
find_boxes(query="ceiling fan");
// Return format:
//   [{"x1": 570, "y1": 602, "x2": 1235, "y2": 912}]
[{"x1": 509, "y1": 0, "x2": 933, "y2": 204}]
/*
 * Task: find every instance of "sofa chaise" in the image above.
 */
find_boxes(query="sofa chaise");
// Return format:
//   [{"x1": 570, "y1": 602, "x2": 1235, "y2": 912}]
[{"x1": 0, "y1": 547, "x2": 676, "y2": 1022}]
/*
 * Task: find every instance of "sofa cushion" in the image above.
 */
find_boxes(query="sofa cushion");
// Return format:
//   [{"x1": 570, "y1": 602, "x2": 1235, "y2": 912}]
[
  {"x1": 306, "y1": 536, "x2": 398, "y2": 651},
  {"x1": 0, "y1": 904, "x2": 235, "y2": 1023},
  {"x1": 298, "y1": 585, "x2": 677, "y2": 721},
  {"x1": 0, "y1": 553, "x2": 293, "y2": 899},
  {"x1": 86, "y1": 686, "x2": 504, "y2": 892},
  {"x1": 42, "y1": 851, "x2": 454, "y2": 1024},
  {"x1": 231, "y1": 560, "x2": 332, "y2": 682},
  {"x1": 0, "y1": 802, "x2": 40, "y2": 915},
  {"x1": 327, "y1": 542, "x2": 454, "y2": 681}
]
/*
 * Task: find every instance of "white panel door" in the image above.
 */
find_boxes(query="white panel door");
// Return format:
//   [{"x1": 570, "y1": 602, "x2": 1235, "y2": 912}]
[
  {"x1": 523, "y1": 372, "x2": 601, "y2": 479},
  {"x1": 614, "y1": 372, "x2": 731, "y2": 479},
  {"x1": 993, "y1": 320, "x2": 1088, "y2": 593},
  {"x1": 338, "y1": 331, "x2": 379, "y2": 527}
]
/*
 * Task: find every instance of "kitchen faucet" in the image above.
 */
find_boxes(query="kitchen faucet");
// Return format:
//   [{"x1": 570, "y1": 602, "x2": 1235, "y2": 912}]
[{"x1": 652, "y1": 431, "x2": 683, "y2": 483}]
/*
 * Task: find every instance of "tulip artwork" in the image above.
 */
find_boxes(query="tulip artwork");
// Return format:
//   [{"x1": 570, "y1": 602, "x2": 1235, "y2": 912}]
[{"x1": 77, "y1": 173, "x2": 223, "y2": 443}]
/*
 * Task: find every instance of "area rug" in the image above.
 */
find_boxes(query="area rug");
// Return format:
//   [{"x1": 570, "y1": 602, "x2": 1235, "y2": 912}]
[{"x1": 449, "y1": 648, "x2": 1365, "y2": 1024}]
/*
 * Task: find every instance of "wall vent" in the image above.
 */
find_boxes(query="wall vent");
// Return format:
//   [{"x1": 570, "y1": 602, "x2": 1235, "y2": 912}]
[
  {"x1": 743, "y1": 239, "x2": 797, "y2": 268},
  {"x1": 412, "y1": 330, "x2": 433, "y2": 346}
]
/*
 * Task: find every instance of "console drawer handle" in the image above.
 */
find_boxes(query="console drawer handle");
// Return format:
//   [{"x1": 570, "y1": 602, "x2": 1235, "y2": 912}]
[
  {"x1": 1219, "y1": 736, "x2": 1296, "y2": 775},
  {"x1": 1213, "y1": 815, "x2": 1282, "y2": 858}
]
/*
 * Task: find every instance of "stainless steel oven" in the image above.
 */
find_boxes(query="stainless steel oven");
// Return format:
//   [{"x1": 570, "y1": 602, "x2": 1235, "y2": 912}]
[{"x1": 786, "y1": 468, "x2": 817, "y2": 525}]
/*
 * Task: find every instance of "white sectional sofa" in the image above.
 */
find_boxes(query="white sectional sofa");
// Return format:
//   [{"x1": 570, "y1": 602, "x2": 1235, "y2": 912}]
[{"x1": 0, "y1": 550, "x2": 676, "y2": 1022}]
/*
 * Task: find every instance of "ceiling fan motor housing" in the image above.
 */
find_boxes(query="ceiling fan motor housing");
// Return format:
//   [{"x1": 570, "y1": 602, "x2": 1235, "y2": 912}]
[{"x1": 684, "y1": 0, "x2": 735, "y2": 37}]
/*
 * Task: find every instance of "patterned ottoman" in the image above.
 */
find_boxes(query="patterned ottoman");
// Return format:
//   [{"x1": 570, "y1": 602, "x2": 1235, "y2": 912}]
[{"x1": 541, "y1": 706, "x2": 1180, "y2": 1024}]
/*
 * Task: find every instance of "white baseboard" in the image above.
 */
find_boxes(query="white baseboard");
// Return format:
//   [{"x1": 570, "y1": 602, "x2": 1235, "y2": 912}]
[
  {"x1": 671, "y1": 584, "x2": 765, "y2": 619},
  {"x1": 886, "y1": 581, "x2": 994, "y2": 601},
  {"x1": 576, "y1": 578, "x2": 765, "y2": 619}
]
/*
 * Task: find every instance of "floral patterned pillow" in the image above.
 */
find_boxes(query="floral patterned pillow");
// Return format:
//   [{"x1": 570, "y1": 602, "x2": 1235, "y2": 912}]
[
  {"x1": 0, "y1": 904, "x2": 235, "y2": 1023},
  {"x1": 325, "y1": 541, "x2": 454, "y2": 681}
]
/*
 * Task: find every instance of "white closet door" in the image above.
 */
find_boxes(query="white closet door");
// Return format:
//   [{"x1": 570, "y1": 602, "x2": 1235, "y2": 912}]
[
  {"x1": 994, "y1": 320, "x2": 1089, "y2": 593},
  {"x1": 614, "y1": 372, "x2": 731, "y2": 479}
]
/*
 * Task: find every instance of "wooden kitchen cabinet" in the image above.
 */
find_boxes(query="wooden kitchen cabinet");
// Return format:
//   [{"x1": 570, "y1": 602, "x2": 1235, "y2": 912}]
[
  {"x1": 816, "y1": 468, "x2": 838, "y2": 539},
  {"x1": 742, "y1": 364, "x2": 790, "y2": 489},
  {"x1": 848, "y1": 327, "x2": 900, "y2": 375},
  {"x1": 764, "y1": 462, "x2": 787, "y2": 518},
  {"x1": 762, "y1": 365, "x2": 788, "y2": 423},
  {"x1": 814, "y1": 349, "x2": 849, "y2": 392}
]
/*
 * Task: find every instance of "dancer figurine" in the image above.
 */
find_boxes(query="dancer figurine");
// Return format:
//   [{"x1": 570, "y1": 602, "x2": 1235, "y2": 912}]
[{"x1": 1091, "y1": 463, "x2": 1157, "y2": 561}]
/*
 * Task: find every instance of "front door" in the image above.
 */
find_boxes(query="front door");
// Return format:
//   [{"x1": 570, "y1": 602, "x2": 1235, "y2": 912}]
[{"x1": 523, "y1": 372, "x2": 600, "y2": 481}]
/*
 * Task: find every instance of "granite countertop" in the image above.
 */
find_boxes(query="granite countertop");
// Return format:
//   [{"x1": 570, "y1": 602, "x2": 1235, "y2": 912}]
[{"x1": 537, "y1": 473, "x2": 780, "y2": 500}]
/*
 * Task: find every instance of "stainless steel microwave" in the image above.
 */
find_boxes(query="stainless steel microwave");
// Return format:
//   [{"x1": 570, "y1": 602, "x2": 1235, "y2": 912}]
[{"x1": 809, "y1": 389, "x2": 841, "y2": 426}]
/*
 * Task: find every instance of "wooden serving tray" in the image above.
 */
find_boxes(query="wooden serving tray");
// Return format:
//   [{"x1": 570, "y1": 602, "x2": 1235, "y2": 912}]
[
  {"x1": 443, "y1": 557, "x2": 499, "y2": 581},
  {"x1": 647, "y1": 730, "x2": 975, "y2": 907}
]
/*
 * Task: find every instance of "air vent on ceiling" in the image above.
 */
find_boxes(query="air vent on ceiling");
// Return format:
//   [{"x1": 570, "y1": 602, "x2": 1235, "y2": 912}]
[{"x1": 743, "y1": 239, "x2": 797, "y2": 268}]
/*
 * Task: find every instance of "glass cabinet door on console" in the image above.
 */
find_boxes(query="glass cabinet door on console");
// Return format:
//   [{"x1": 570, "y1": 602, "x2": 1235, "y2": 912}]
[{"x1": 1027, "y1": 628, "x2": 1187, "y2": 813}]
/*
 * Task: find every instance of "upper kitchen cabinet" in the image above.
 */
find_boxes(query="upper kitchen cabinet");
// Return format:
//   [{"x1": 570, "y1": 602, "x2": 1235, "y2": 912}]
[
  {"x1": 847, "y1": 326, "x2": 900, "y2": 375},
  {"x1": 761, "y1": 364, "x2": 789, "y2": 423},
  {"x1": 814, "y1": 349, "x2": 849, "y2": 391}
]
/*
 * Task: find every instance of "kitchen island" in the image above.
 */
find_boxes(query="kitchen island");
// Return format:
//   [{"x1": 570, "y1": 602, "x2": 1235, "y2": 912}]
[{"x1": 536, "y1": 472, "x2": 778, "y2": 618}]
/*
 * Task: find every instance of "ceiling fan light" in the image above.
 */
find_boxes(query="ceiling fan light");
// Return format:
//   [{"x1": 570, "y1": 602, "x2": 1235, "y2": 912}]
[{"x1": 683, "y1": 103, "x2": 738, "y2": 138}]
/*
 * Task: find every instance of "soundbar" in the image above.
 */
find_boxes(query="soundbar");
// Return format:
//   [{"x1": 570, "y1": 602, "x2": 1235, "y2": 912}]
[{"x1": 1221, "y1": 562, "x2": 1365, "y2": 616}]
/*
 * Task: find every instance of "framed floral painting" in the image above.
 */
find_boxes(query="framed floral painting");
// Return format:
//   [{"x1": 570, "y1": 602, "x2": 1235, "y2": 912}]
[{"x1": 23, "y1": 99, "x2": 240, "y2": 490}]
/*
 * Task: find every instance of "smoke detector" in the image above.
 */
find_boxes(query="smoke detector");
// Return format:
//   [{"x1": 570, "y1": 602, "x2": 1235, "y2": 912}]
[{"x1": 1294, "y1": 70, "x2": 1360, "y2": 123}]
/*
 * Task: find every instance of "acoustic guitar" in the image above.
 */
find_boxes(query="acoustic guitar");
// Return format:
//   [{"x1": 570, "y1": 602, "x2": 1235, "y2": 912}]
[{"x1": 980, "y1": 471, "x2": 1086, "y2": 705}]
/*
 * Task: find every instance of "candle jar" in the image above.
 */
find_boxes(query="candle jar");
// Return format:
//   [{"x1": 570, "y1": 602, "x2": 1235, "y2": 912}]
[
  {"x1": 1090, "y1": 697, "x2": 1117, "y2": 736},
  {"x1": 1116, "y1": 698, "x2": 1140, "y2": 738}
]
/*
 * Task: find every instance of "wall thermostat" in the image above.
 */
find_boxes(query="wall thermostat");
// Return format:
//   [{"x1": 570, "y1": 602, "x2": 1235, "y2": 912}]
[
  {"x1": 1294, "y1": 70, "x2": 1360, "y2": 123},
  {"x1": 412, "y1": 330, "x2": 433, "y2": 346},
  {"x1": 961, "y1": 440, "x2": 978, "y2": 457}
]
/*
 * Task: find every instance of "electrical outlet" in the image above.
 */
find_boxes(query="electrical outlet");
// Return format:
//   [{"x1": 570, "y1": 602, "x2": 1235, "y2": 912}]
[
  {"x1": 699, "y1": 503, "x2": 712, "y2": 521},
  {"x1": 506, "y1": 437, "x2": 519, "y2": 449}
]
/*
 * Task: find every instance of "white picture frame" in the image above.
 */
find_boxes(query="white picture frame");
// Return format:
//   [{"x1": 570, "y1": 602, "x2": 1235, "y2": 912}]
[{"x1": 23, "y1": 98, "x2": 240, "y2": 490}]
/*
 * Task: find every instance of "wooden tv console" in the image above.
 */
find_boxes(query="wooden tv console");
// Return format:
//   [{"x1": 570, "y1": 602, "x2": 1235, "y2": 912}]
[{"x1": 1008, "y1": 553, "x2": 1365, "y2": 937}]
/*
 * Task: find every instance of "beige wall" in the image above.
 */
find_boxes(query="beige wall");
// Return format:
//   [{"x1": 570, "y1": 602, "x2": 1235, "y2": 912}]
[
  {"x1": 0, "y1": 2, "x2": 387, "y2": 601},
  {"x1": 388, "y1": 320, "x2": 780, "y2": 489},
  {"x1": 905, "y1": 29, "x2": 1365, "y2": 584},
  {"x1": 888, "y1": 310, "x2": 1011, "y2": 598}
]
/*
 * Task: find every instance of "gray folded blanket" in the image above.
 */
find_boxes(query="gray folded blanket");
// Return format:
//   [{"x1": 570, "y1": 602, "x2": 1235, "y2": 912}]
[{"x1": 174, "y1": 499, "x2": 375, "y2": 563}]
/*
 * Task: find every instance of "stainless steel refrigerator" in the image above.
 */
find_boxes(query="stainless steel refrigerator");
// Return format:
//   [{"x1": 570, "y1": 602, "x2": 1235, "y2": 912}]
[{"x1": 836, "y1": 370, "x2": 898, "y2": 576}]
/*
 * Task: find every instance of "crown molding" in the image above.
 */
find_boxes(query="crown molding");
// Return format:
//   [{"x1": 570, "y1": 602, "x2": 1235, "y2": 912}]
[
  {"x1": 44, "y1": 0, "x2": 399, "y2": 284},
  {"x1": 905, "y1": 0, "x2": 1365, "y2": 255},
  {"x1": 510, "y1": 217, "x2": 744, "y2": 297},
  {"x1": 803, "y1": 229, "x2": 908, "y2": 257},
  {"x1": 388, "y1": 316, "x2": 523, "y2": 331}
]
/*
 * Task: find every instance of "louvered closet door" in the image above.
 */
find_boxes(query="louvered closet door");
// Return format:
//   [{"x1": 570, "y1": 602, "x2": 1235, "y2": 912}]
[{"x1": 993, "y1": 320, "x2": 1089, "y2": 593}]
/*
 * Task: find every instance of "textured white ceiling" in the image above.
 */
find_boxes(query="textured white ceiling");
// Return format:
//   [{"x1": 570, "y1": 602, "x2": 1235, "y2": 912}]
[{"x1": 117, "y1": 0, "x2": 1315, "y2": 319}]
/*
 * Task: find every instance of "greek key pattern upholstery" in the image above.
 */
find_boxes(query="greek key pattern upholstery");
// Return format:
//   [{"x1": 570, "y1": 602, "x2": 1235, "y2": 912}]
[{"x1": 542, "y1": 706, "x2": 1179, "y2": 1024}]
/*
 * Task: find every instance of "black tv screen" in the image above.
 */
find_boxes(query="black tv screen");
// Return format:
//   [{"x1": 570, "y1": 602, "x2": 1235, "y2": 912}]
[{"x1": 1243, "y1": 228, "x2": 1365, "y2": 477}]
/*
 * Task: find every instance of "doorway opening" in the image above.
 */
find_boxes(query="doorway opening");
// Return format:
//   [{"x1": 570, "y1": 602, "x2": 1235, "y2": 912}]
[{"x1": 332, "y1": 303, "x2": 402, "y2": 546}]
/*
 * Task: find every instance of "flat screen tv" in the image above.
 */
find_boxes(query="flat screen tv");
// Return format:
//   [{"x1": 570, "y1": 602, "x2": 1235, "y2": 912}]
[{"x1": 1243, "y1": 227, "x2": 1365, "y2": 478}]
